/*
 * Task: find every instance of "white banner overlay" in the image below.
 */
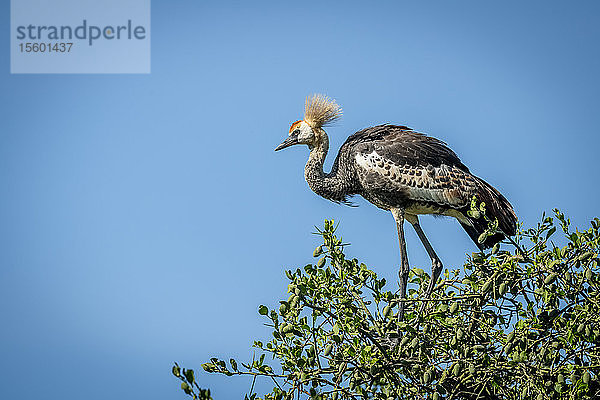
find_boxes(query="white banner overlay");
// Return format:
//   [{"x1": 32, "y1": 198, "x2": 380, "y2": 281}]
[{"x1": 11, "y1": 0, "x2": 150, "y2": 74}]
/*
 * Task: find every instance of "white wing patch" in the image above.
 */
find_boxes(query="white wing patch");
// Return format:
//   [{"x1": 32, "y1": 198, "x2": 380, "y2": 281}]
[{"x1": 355, "y1": 151, "x2": 476, "y2": 208}]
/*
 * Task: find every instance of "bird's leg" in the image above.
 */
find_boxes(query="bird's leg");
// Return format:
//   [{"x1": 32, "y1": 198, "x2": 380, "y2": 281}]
[
  {"x1": 408, "y1": 216, "x2": 443, "y2": 302},
  {"x1": 391, "y1": 209, "x2": 410, "y2": 323}
]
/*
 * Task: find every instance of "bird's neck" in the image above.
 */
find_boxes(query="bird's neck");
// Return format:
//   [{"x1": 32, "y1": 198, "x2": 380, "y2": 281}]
[{"x1": 304, "y1": 132, "x2": 348, "y2": 202}]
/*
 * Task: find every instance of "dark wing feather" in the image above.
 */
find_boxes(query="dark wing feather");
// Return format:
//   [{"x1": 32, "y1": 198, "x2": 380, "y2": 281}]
[{"x1": 339, "y1": 124, "x2": 468, "y2": 170}]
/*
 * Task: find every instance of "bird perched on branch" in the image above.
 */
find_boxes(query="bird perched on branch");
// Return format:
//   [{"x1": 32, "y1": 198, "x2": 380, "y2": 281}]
[{"x1": 275, "y1": 94, "x2": 517, "y2": 320}]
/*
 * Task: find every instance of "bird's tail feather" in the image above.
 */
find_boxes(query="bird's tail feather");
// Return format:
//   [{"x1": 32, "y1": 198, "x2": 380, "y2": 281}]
[{"x1": 460, "y1": 177, "x2": 517, "y2": 250}]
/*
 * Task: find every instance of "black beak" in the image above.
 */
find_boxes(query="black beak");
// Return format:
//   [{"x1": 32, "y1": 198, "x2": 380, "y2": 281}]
[{"x1": 275, "y1": 134, "x2": 299, "y2": 151}]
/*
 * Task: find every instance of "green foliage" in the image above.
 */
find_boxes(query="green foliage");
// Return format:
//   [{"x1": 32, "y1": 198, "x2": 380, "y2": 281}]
[
  {"x1": 173, "y1": 211, "x2": 600, "y2": 399},
  {"x1": 173, "y1": 363, "x2": 213, "y2": 400}
]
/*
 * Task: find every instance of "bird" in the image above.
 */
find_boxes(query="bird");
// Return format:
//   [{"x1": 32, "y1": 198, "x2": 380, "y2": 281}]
[{"x1": 275, "y1": 94, "x2": 517, "y2": 320}]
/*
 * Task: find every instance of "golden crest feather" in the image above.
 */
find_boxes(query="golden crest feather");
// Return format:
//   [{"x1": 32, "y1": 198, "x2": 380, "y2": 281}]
[{"x1": 304, "y1": 94, "x2": 342, "y2": 129}]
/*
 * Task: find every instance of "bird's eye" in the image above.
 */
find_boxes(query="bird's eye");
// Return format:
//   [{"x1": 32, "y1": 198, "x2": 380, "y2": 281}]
[{"x1": 292, "y1": 129, "x2": 300, "y2": 135}]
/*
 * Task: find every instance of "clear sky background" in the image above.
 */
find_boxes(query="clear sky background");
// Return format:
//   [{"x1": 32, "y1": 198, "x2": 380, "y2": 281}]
[{"x1": 1, "y1": 1, "x2": 599, "y2": 399}]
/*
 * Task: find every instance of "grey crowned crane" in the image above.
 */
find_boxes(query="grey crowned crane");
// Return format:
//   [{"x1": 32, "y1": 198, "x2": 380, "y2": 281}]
[{"x1": 275, "y1": 94, "x2": 517, "y2": 320}]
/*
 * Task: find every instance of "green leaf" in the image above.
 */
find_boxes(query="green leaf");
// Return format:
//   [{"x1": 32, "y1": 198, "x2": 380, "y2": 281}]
[
  {"x1": 184, "y1": 369, "x2": 195, "y2": 384},
  {"x1": 313, "y1": 246, "x2": 323, "y2": 257},
  {"x1": 492, "y1": 242, "x2": 500, "y2": 254},
  {"x1": 468, "y1": 209, "x2": 481, "y2": 219},
  {"x1": 410, "y1": 337, "x2": 419, "y2": 349},
  {"x1": 499, "y1": 282, "x2": 508, "y2": 295},
  {"x1": 546, "y1": 226, "x2": 556, "y2": 239},
  {"x1": 279, "y1": 303, "x2": 287, "y2": 315},
  {"x1": 544, "y1": 273, "x2": 557, "y2": 285},
  {"x1": 382, "y1": 305, "x2": 392, "y2": 318},
  {"x1": 258, "y1": 305, "x2": 269, "y2": 315},
  {"x1": 482, "y1": 279, "x2": 493, "y2": 293},
  {"x1": 579, "y1": 251, "x2": 594, "y2": 261},
  {"x1": 201, "y1": 363, "x2": 215, "y2": 372},
  {"x1": 472, "y1": 344, "x2": 485, "y2": 352},
  {"x1": 585, "y1": 268, "x2": 593, "y2": 280},
  {"x1": 452, "y1": 363, "x2": 461, "y2": 376},
  {"x1": 507, "y1": 332, "x2": 515, "y2": 342},
  {"x1": 478, "y1": 231, "x2": 490, "y2": 243},
  {"x1": 423, "y1": 371, "x2": 431, "y2": 383},
  {"x1": 400, "y1": 336, "x2": 410, "y2": 347},
  {"x1": 449, "y1": 302, "x2": 459, "y2": 314}
]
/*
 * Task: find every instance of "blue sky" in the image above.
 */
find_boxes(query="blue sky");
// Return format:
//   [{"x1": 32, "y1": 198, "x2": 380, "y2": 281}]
[{"x1": 1, "y1": 1, "x2": 599, "y2": 399}]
